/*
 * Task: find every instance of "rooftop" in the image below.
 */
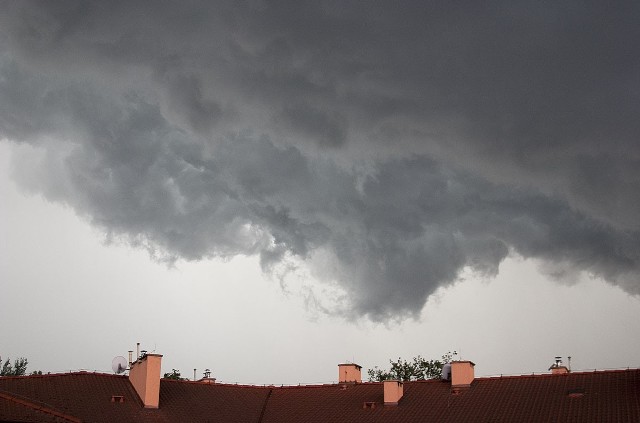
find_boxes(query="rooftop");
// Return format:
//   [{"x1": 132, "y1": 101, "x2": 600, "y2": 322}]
[{"x1": 1, "y1": 365, "x2": 639, "y2": 422}]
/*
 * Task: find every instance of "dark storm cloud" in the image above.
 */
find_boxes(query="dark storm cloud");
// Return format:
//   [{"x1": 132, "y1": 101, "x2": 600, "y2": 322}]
[{"x1": 1, "y1": 1, "x2": 639, "y2": 320}]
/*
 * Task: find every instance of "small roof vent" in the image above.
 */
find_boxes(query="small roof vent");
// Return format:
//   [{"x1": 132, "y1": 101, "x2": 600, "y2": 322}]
[
  {"x1": 567, "y1": 388, "x2": 585, "y2": 398},
  {"x1": 110, "y1": 395, "x2": 125, "y2": 403}
]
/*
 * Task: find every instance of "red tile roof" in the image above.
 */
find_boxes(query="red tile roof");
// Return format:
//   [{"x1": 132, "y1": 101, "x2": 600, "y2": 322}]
[
  {"x1": 0, "y1": 372, "x2": 271, "y2": 423},
  {"x1": 0, "y1": 372, "x2": 147, "y2": 422},
  {"x1": 1, "y1": 368, "x2": 639, "y2": 422},
  {"x1": 261, "y1": 369, "x2": 640, "y2": 422},
  {"x1": 0, "y1": 390, "x2": 81, "y2": 422},
  {"x1": 157, "y1": 379, "x2": 270, "y2": 422}
]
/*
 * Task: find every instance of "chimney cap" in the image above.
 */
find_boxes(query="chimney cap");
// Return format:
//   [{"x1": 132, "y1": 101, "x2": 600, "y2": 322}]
[
  {"x1": 132, "y1": 353, "x2": 163, "y2": 365},
  {"x1": 451, "y1": 360, "x2": 476, "y2": 365},
  {"x1": 383, "y1": 379, "x2": 403, "y2": 385},
  {"x1": 338, "y1": 363, "x2": 362, "y2": 369}
]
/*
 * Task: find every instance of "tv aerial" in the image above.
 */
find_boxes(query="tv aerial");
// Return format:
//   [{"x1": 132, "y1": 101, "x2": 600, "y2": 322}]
[{"x1": 112, "y1": 356, "x2": 128, "y2": 374}]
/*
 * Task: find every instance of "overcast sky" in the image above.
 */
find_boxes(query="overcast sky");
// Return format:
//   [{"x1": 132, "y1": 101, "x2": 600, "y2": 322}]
[{"x1": 1, "y1": 1, "x2": 639, "y2": 384}]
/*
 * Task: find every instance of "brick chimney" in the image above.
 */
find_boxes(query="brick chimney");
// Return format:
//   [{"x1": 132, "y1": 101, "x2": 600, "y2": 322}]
[
  {"x1": 383, "y1": 380, "x2": 404, "y2": 405},
  {"x1": 197, "y1": 368, "x2": 216, "y2": 384},
  {"x1": 129, "y1": 353, "x2": 163, "y2": 408},
  {"x1": 451, "y1": 361, "x2": 475, "y2": 388},
  {"x1": 338, "y1": 363, "x2": 362, "y2": 383},
  {"x1": 549, "y1": 356, "x2": 570, "y2": 374},
  {"x1": 549, "y1": 364, "x2": 569, "y2": 375}
]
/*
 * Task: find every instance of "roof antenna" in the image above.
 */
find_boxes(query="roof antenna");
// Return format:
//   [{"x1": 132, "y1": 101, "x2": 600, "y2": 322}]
[{"x1": 568, "y1": 356, "x2": 572, "y2": 372}]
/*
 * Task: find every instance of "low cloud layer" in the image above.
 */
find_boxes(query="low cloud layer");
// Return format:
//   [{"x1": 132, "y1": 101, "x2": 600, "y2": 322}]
[{"x1": 1, "y1": 1, "x2": 639, "y2": 320}]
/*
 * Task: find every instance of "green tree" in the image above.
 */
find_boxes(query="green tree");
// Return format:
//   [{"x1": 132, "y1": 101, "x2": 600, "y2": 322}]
[
  {"x1": 367, "y1": 351, "x2": 457, "y2": 382},
  {"x1": 163, "y1": 369, "x2": 187, "y2": 380},
  {"x1": 0, "y1": 356, "x2": 29, "y2": 376}
]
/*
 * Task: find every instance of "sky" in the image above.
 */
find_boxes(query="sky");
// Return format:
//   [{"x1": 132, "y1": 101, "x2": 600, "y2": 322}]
[{"x1": 1, "y1": 1, "x2": 639, "y2": 384}]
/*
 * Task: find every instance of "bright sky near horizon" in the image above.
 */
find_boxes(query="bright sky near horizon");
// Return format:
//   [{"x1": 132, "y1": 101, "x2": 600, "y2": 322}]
[
  {"x1": 3, "y1": 142, "x2": 639, "y2": 383},
  {"x1": 1, "y1": 2, "x2": 640, "y2": 384}
]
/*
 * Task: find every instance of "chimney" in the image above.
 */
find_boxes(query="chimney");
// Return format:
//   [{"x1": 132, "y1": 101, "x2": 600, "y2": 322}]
[
  {"x1": 550, "y1": 366, "x2": 569, "y2": 374},
  {"x1": 549, "y1": 363, "x2": 570, "y2": 374},
  {"x1": 451, "y1": 361, "x2": 475, "y2": 388},
  {"x1": 198, "y1": 369, "x2": 216, "y2": 384},
  {"x1": 549, "y1": 356, "x2": 570, "y2": 374},
  {"x1": 383, "y1": 380, "x2": 404, "y2": 405},
  {"x1": 128, "y1": 353, "x2": 163, "y2": 408},
  {"x1": 338, "y1": 363, "x2": 362, "y2": 383}
]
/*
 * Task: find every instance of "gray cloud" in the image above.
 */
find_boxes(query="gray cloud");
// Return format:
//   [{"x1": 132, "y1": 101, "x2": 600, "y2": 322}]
[{"x1": 1, "y1": 1, "x2": 639, "y2": 320}]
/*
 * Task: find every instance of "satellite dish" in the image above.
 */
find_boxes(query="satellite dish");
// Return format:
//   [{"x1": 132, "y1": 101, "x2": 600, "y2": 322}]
[
  {"x1": 441, "y1": 363, "x2": 452, "y2": 381},
  {"x1": 112, "y1": 356, "x2": 128, "y2": 374}
]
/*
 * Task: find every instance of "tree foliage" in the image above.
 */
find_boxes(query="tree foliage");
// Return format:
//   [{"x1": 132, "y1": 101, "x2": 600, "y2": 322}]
[
  {"x1": 0, "y1": 356, "x2": 29, "y2": 376},
  {"x1": 367, "y1": 351, "x2": 457, "y2": 382},
  {"x1": 163, "y1": 369, "x2": 187, "y2": 380}
]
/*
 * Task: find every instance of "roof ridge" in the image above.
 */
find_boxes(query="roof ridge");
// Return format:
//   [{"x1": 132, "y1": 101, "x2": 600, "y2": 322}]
[
  {"x1": 0, "y1": 390, "x2": 82, "y2": 423},
  {"x1": 8, "y1": 371, "x2": 129, "y2": 379},
  {"x1": 477, "y1": 368, "x2": 640, "y2": 380}
]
